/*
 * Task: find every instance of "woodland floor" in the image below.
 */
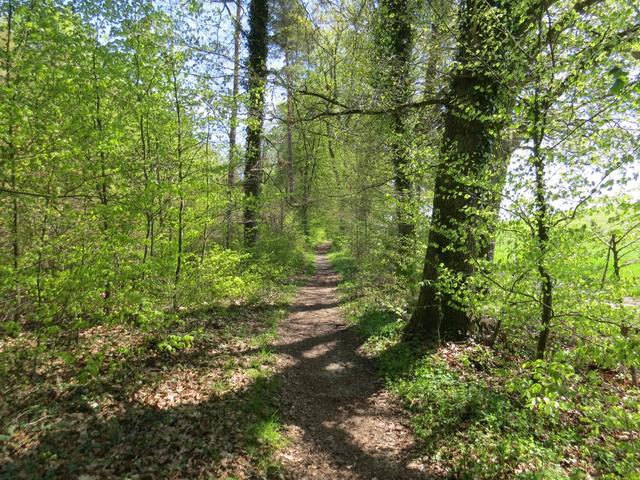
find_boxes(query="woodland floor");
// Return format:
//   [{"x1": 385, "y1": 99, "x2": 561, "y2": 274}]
[
  {"x1": 0, "y1": 245, "x2": 432, "y2": 479},
  {"x1": 273, "y1": 244, "x2": 429, "y2": 479},
  {"x1": 7, "y1": 245, "x2": 634, "y2": 478}
]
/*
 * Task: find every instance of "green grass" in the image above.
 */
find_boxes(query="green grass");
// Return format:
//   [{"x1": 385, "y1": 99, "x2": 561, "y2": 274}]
[{"x1": 251, "y1": 416, "x2": 288, "y2": 449}]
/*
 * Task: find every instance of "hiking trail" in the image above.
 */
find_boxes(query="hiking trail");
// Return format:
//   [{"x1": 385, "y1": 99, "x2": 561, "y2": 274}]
[{"x1": 273, "y1": 244, "x2": 429, "y2": 479}]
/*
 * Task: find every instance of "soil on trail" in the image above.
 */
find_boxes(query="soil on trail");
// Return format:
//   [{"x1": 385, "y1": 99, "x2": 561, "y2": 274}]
[{"x1": 273, "y1": 244, "x2": 429, "y2": 479}]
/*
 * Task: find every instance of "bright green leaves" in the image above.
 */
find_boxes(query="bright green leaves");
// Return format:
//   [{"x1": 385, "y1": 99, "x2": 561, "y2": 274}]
[
  {"x1": 157, "y1": 333, "x2": 196, "y2": 354},
  {"x1": 510, "y1": 360, "x2": 577, "y2": 417},
  {"x1": 609, "y1": 66, "x2": 630, "y2": 95}
]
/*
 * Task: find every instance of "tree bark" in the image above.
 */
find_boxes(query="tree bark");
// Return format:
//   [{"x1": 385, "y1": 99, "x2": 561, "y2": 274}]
[
  {"x1": 378, "y1": 0, "x2": 414, "y2": 245},
  {"x1": 92, "y1": 50, "x2": 112, "y2": 310},
  {"x1": 226, "y1": 0, "x2": 242, "y2": 248},
  {"x1": 201, "y1": 134, "x2": 211, "y2": 262},
  {"x1": 4, "y1": 0, "x2": 19, "y2": 286},
  {"x1": 285, "y1": 49, "x2": 295, "y2": 204},
  {"x1": 611, "y1": 233, "x2": 620, "y2": 280},
  {"x1": 243, "y1": 0, "x2": 269, "y2": 247},
  {"x1": 533, "y1": 105, "x2": 553, "y2": 359},
  {"x1": 408, "y1": 0, "x2": 516, "y2": 342},
  {"x1": 170, "y1": 61, "x2": 184, "y2": 308}
]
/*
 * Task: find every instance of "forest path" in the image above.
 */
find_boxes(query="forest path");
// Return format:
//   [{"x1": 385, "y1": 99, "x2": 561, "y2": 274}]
[{"x1": 272, "y1": 243, "x2": 429, "y2": 479}]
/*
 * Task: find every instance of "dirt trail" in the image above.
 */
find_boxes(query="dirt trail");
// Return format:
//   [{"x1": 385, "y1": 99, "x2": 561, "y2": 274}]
[{"x1": 273, "y1": 244, "x2": 429, "y2": 479}]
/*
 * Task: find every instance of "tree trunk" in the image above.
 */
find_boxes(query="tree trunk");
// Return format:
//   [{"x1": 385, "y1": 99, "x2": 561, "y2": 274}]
[
  {"x1": 170, "y1": 62, "x2": 184, "y2": 308},
  {"x1": 285, "y1": 50, "x2": 295, "y2": 204},
  {"x1": 201, "y1": 134, "x2": 210, "y2": 262},
  {"x1": 408, "y1": 0, "x2": 514, "y2": 342},
  {"x1": 243, "y1": 0, "x2": 269, "y2": 247},
  {"x1": 527, "y1": 9, "x2": 554, "y2": 360},
  {"x1": 533, "y1": 146, "x2": 553, "y2": 359},
  {"x1": 379, "y1": 0, "x2": 414, "y2": 245},
  {"x1": 4, "y1": 1, "x2": 21, "y2": 321},
  {"x1": 226, "y1": 0, "x2": 242, "y2": 248},
  {"x1": 91, "y1": 50, "x2": 112, "y2": 310},
  {"x1": 611, "y1": 233, "x2": 620, "y2": 280}
]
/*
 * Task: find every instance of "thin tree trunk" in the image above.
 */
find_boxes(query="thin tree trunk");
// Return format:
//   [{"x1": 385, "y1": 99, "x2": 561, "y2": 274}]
[
  {"x1": 285, "y1": 50, "x2": 295, "y2": 203},
  {"x1": 171, "y1": 63, "x2": 184, "y2": 308},
  {"x1": 226, "y1": 0, "x2": 242, "y2": 248},
  {"x1": 150, "y1": 131, "x2": 158, "y2": 258},
  {"x1": 533, "y1": 147, "x2": 553, "y2": 360},
  {"x1": 4, "y1": 1, "x2": 20, "y2": 320},
  {"x1": 600, "y1": 239, "x2": 611, "y2": 289},
  {"x1": 611, "y1": 233, "x2": 620, "y2": 280},
  {"x1": 35, "y1": 183, "x2": 52, "y2": 307},
  {"x1": 143, "y1": 213, "x2": 152, "y2": 264},
  {"x1": 134, "y1": 38, "x2": 153, "y2": 265},
  {"x1": 201, "y1": 134, "x2": 210, "y2": 263},
  {"x1": 10, "y1": 166, "x2": 18, "y2": 272},
  {"x1": 4, "y1": 0, "x2": 17, "y2": 265},
  {"x1": 91, "y1": 50, "x2": 112, "y2": 310},
  {"x1": 531, "y1": 13, "x2": 553, "y2": 360}
]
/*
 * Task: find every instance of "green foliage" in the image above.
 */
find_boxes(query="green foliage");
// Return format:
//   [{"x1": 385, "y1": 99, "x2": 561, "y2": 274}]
[
  {"x1": 78, "y1": 351, "x2": 106, "y2": 384},
  {"x1": 508, "y1": 360, "x2": 576, "y2": 417},
  {"x1": 471, "y1": 203, "x2": 640, "y2": 367},
  {"x1": 254, "y1": 228, "x2": 313, "y2": 278},
  {"x1": 0, "y1": 0, "x2": 314, "y2": 357},
  {"x1": 1, "y1": 0, "x2": 639, "y2": 476},
  {"x1": 157, "y1": 333, "x2": 196, "y2": 354},
  {"x1": 177, "y1": 248, "x2": 261, "y2": 307},
  {"x1": 331, "y1": 248, "x2": 640, "y2": 479}
]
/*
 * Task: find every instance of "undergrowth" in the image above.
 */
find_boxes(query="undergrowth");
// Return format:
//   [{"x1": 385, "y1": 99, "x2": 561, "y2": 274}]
[
  {"x1": 0, "y1": 251, "x2": 315, "y2": 479},
  {"x1": 329, "y1": 249, "x2": 640, "y2": 480}
]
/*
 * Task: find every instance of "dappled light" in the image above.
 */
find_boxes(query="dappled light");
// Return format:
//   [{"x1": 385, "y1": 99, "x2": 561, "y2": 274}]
[{"x1": 1, "y1": 0, "x2": 639, "y2": 477}]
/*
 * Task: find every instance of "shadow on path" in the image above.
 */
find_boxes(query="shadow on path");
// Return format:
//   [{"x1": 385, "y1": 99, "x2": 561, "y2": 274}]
[
  {"x1": 273, "y1": 243, "x2": 431, "y2": 479},
  {"x1": 1, "y1": 245, "x2": 435, "y2": 479}
]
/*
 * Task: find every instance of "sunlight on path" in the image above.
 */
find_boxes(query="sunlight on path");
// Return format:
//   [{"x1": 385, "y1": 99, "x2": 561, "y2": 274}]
[{"x1": 272, "y1": 244, "x2": 429, "y2": 479}]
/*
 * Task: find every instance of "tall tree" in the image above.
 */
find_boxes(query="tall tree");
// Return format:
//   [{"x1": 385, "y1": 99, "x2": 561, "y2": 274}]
[
  {"x1": 226, "y1": 0, "x2": 243, "y2": 247},
  {"x1": 408, "y1": 0, "x2": 628, "y2": 343},
  {"x1": 243, "y1": 0, "x2": 269, "y2": 247},
  {"x1": 408, "y1": 0, "x2": 527, "y2": 342},
  {"x1": 375, "y1": 0, "x2": 415, "y2": 245},
  {"x1": 2, "y1": 0, "x2": 19, "y2": 315}
]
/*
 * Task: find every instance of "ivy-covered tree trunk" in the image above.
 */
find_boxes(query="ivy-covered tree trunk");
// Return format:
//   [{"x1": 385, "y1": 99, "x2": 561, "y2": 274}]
[
  {"x1": 377, "y1": 0, "x2": 414, "y2": 245},
  {"x1": 408, "y1": 0, "x2": 516, "y2": 342},
  {"x1": 243, "y1": 0, "x2": 269, "y2": 247},
  {"x1": 530, "y1": 9, "x2": 553, "y2": 360}
]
